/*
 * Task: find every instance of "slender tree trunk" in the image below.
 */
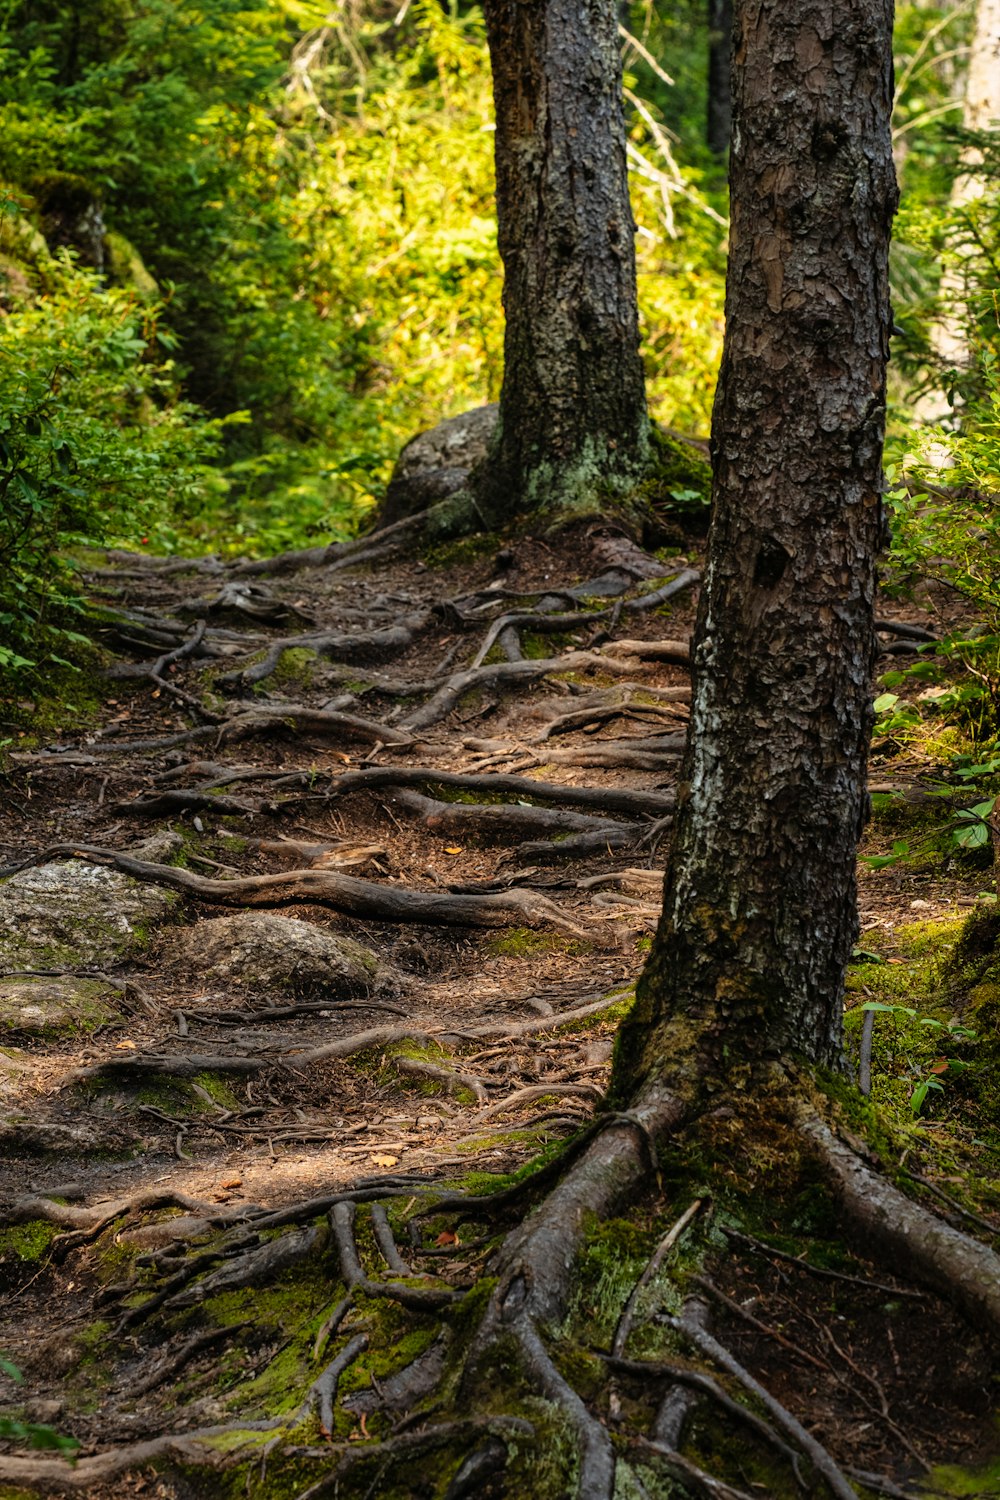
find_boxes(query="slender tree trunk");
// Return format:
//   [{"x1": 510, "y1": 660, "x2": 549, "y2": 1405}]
[
  {"x1": 615, "y1": 0, "x2": 898, "y2": 1098},
  {"x1": 477, "y1": 0, "x2": 649, "y2": 518},
  {"x1": 707, "y1": 0, "x2": 733, "y2": 155}
]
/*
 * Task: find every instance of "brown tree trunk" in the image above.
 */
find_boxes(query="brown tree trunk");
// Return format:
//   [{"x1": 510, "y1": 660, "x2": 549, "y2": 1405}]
[
  {"x1": 707, "y1": 0, "x2": 733, "y2": 155},
  {"x1": 615, "y1": 0, "x2": 898, "y2": 1097},
  {"x1": 477, "y1": 0, "x2": 649, "y2": 519}
]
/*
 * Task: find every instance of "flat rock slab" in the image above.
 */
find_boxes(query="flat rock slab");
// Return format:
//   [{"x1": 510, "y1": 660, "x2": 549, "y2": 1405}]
[
  {"x1": 0, "y1": 976, "x2": 120, "y2": 1038},
  {"x1": 0, "y1": 862, "x2": 176, "y2": 970},
  {"x1": 173, "y1": 911, "x2": 385, "y2": 995}
]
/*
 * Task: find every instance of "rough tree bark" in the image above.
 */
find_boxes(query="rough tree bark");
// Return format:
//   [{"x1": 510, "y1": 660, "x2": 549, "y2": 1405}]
[
  {"x1": 707, "y1": 0, "x2": 733, "y2": 155},
  {"x1": 476, "y1": 0, "x2": 650, "y2": 518},
  {"x1": 616, "y1": 0, "x2": 898, "y2": 1092}
]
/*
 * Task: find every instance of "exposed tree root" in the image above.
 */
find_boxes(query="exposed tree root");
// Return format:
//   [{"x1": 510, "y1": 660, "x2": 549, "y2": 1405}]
[
  {"x1": 388, "y1": 787, "x2": 630, "y2": 844},
  {"x1": 165, "y1": 1224, "x2": 325, "y2": 1307},
  {"x1": 511, "y1": 826, "x2": 648, "y2": 862},
  {"x1": 308, "y1": 1331, "x2": 369, "y2": 1435},
  {"x1": 534, "y1": 691, "x2": 690, "y2": 740},
  {"x1": 294, "y1": 764, "x2": 676, "y2": 818},
  {"x1": 230, "y1": 510, "x2": 427, "y2": 578},
  {"x1": 799, "y1": 1104, "x2": 1000, "y2": 1338},
  {"x1": 176, "y1": 579, "x2": 316, "y2": 624},
  {"x1": 7, "y1": 844, "x2": 585, "y2": 933},
  {"x1": 330, "y1": 1201, "x2": 462, "y2": 1310},
  {"x1": 669, "y1": 1298, "x2": 859, "y2": 1500},
  {"x1": 0, "y1": 1417, "x2": 289, "y2": 1493},
  {"x1": 4, "y1": 1188, "x2": 259, "y2": 1240},
  {"x1": 216, "y1": 613, "x2": 432, "y2": 689},
  {"x1": 370, "y1": 1201, "x2": 415, "y2": 1276},
  {"x1": 216, "y1": 703, "x2": 414, "y2": 747},
  {"x1": 8, "y1": 702, "x2": 413, "y2": 766},
  {"x1": 401, "y1": 649, "x2": 661, "y2": 731},
  {"x1": 131, "y1": 1323, "x2": 251, "y2": 1397}
]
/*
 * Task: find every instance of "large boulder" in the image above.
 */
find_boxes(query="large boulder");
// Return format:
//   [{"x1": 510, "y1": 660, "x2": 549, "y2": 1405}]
[
  {"x1": 379, "y1": 403, "x2": 497, "y2": 527},
  {"x1": 0, "y1": 862, "x2": 176, "y2": 970},
  {"x1": 172, "y1": 912, "x2": 386, "y2": 996}
]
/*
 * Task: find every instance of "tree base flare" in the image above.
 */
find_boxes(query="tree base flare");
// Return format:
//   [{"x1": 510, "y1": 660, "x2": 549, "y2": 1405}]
[{"x1": 5, "y1": 1079, "x2": 997, "y2": 1498}]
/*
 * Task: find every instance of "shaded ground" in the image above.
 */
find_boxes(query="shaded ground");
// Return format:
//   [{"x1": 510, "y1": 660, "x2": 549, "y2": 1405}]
[{"x1": 0, "y1": 522, "x2": 997, "y2": 1498}]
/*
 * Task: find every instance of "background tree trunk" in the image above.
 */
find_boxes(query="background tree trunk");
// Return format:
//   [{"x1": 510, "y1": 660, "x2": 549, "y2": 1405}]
[
  {"x1": 615, "y1": 0, "x2": 898, "y2": 1097},
  {"x1": 923, "y1": 0, "x2": 1000, "y2": 397},
  {"x1": 477, "y1": 0, "x2": 649, "y2": 518},
  {"x1": 707, "y1": 0, "x2": 733, "y2": 154}
]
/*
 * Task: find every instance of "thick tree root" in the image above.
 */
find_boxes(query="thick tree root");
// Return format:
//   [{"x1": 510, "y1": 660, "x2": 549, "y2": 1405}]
[
  {"x1": 388, "y1": 787, "x2": 630, "y2": 843},
  {"x1": 401, "y1": 649, "x2": 661, "y2": 731},
  {"x1": 0, "y1": 1417, "x2": 288, "y2": 1494},
  {"x1": 216, "y1": 613, "x2": 432, "y2": 689},
  {"x1": 294, "y1": 764, "x2": 677, "y2": 819},
  {"x1": 230, "y1": 510, "x2": 427, "y2": 578},
  {"x1": 7, "y1": 844, "x2": 585, "y2": 933},
  {"x1": 330, "y1": 1201, "x2": 461, "y2": 1310},
  {"x1": 800, "y1": 1105, "x2": 1000, "y2": 1339}
]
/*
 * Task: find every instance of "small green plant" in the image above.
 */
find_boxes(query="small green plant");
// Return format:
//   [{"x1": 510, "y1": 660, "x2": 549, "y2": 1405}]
[
  {"x1": 859, "y1": 1001, "x2": 975, "y2": 1115},
  {"x1": 0, "y1": 1356, "x2": 79, "y2": 1453},
  {"x1": 952, "y1": 798, "x2": 996, "y2": 850}
]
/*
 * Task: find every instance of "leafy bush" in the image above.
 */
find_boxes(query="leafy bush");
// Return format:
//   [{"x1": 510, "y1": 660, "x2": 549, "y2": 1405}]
[
  {"x1": 888, "y1": 352, "x2": 1000, "y2": 621},
  {"x1": 0, "y1": 243, "x2": 229, "y2": 672}
]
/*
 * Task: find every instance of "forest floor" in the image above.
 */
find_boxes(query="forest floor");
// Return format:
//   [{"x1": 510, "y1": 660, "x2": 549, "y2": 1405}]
[{"x1": 0, "y1": 519, "x2": 998, "y2": 1499}]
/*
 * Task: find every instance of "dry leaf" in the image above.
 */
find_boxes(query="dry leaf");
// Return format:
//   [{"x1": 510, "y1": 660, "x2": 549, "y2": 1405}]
[
  {"x1": 221, "y1": 1177, "x2": 242, "y2": 1190},
  {"x1": 434, "y1": 1229, "x2": 460, "y2": 1247},
  {"x1": 371, "y1": 1152, "x2": 399, "y2": 1167},
  {"x1": 115, "y1": 1040, "x2": 137, "y2": 1050},
  {"x1": 444, "y1": 846, "x2": 463, "y2": 855}
]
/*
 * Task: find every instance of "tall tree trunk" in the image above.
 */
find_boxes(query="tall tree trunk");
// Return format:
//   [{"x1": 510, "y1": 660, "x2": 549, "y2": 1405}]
[
  {"x1": 615, "y1": 0, "x2": 898, "y2": 1098},
  {"x1": 477, "y1": 0, "x2": 649, "y2": 519},
  {"x1": 707, "y1": 0, "x2": 733, "y2": 154}
]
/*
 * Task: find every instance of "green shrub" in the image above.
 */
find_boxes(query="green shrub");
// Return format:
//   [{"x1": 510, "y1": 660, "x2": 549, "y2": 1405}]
[{"x1": 0, "y1": 244, "x2": 229, "y2": 673}]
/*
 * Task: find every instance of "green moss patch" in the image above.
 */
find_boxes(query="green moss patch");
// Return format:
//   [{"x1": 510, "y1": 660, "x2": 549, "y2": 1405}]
[
  {"x1": 484, "y1": 927, "x2": 592, "y2": 959},
  {"x1": 0, "y1": 1220, "x2": 58, "y2": 1267}
]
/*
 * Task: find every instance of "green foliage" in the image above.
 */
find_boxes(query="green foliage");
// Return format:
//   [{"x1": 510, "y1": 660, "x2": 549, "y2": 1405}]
[
  {"x1": 0, "y1": 0, "x2": 730, "y2": 580},
  {"x1": 0, "y1": 246, "x2": 228, "y2": 674},
  {"x1": 888, "y1": 355, "x2": 1000, "y2": 620},
  {"x1": 858, "y1": 1001, "x2": 975, "y2": 1114}
]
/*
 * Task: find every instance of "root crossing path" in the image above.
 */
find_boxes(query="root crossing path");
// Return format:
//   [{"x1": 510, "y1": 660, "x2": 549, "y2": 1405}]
[
  {"x1": 0, "y1": 527, "x2": 692, "y2": 1492},
  {"x1": 0, "y1": 525, "x2": 996, "y2": 1499}
]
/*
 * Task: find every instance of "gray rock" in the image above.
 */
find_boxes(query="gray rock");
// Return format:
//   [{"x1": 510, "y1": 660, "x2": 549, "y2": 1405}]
[
  {"x1": 380, "y1": 403, "x2": 497, "y2": 526},
  {"x1": 0, "y1": 862, "x2": 176, "y2": 970},
  {"x1": 173, "y1": 911, "x2": 385, "y2": 995},
  {"x1": 0, "y1": 975, "x2": 119, "y2": 1037}
]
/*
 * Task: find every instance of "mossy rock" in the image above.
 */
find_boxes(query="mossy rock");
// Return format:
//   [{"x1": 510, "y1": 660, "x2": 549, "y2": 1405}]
[
  {"x1": 0, "y1": 975, "x2": 120, "y2": 1039},
  {"x1": 103, "y1": 229, "x2": 157, "y2": 300},
  {"x1": 172, "y1": 912, "x2": 387, "y2": 995},
  {"x1": 0, "y1": 861, "x2": 176, "y2": 969}
]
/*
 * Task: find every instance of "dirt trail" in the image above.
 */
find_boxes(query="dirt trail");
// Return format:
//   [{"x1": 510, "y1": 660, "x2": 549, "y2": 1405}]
[
  {"x1": 0, "y1": 524, "x2": 995, "y2": 1498},
  {"x1": 0, "y1": 526, "x2": 697, "y2": 1476}
]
